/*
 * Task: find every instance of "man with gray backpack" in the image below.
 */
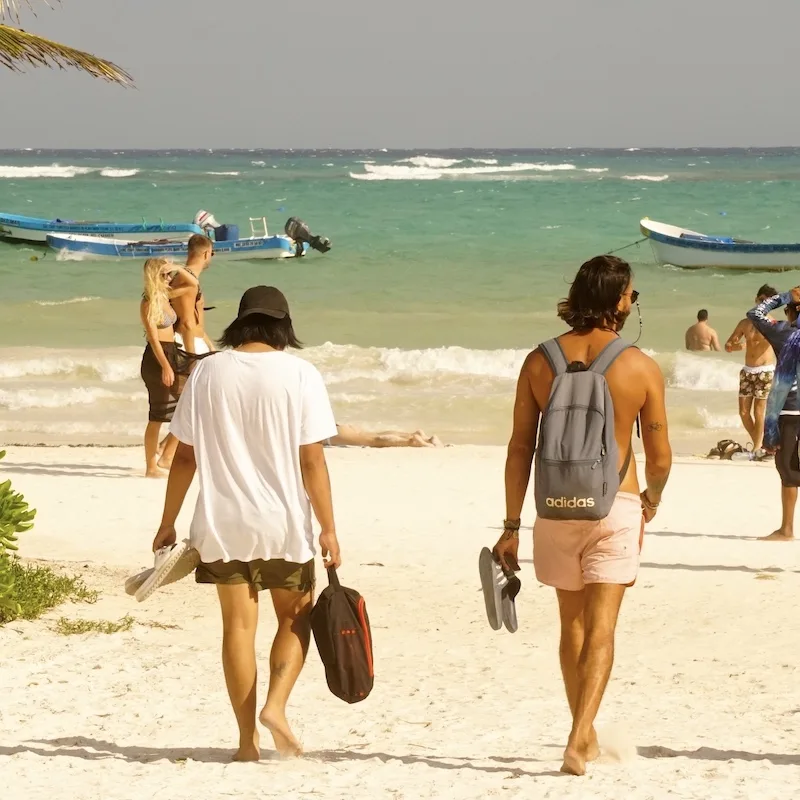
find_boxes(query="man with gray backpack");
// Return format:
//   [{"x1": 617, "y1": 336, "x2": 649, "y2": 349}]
[{"x1": 492, "y1": 255, "x2": 672, "y2": 777}]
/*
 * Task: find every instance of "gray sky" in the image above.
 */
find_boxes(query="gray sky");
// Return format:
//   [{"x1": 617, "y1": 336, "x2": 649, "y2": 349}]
[{"x1": 1, "y1": 0, "x2": 798, "y2": 149}]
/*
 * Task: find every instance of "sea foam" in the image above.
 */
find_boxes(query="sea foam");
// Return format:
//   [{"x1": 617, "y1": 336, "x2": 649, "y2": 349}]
[
  {"x1": 0, "y1": 164, "x2": 95, "y2": 179},
  {"x1": 349, "y1": 162, "x2": 577, "y2": 181},
  {"x1": 100, "y1": 168, "x2": 139, "y2": 178},
  {"x1": 621, "y1": 174, "x2": 669, "y2": 182}
]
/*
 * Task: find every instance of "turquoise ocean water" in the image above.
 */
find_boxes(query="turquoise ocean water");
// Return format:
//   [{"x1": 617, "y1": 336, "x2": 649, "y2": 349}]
[{"x1": 2, "y1": 148, "x2": 800, "y2": 449}]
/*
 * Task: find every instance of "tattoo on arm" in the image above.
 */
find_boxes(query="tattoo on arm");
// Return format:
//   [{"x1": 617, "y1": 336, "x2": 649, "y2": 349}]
[
  {"x1": 647, "y1": 421, "x2": 663, "y2": 432},
  {"x1": 646, "y1": 474, "x2": 669, "y2": 496}
]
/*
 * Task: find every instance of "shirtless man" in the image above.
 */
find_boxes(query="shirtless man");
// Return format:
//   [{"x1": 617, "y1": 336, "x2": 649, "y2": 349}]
[
  {"x1": 724, "y1": 284, "x2": 777, "y2": 453},
  {"x1": 171, "y1": 234, "x2": 216, "y2": 357},
  {"x1": 493, "y1": 255, "x2": 672, "y2": 776},
  {"x1": 685, "y1": 309, "x2": 721, "y2": 351}
]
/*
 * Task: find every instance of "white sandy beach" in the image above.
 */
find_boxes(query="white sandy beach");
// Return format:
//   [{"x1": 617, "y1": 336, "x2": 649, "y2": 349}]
[{"x1": 1, "y1": 445, "x2": 800, "y2": 800}]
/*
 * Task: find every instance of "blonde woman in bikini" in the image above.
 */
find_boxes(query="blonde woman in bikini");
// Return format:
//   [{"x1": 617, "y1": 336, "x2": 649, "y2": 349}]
[{"x1": 139, "y1": 258, "x2": 199, "y2": 477}]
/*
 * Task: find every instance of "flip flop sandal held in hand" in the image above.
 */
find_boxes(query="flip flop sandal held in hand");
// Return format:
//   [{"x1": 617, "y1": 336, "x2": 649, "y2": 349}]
[
  {"x1": 479, "y1": 547, "x2": 521, "y2": 633},
  {"x1": 501, "y1": 571, "x2": 522, "y2": 634},
  {"x1": 131, "y1": 540, "x2": 200, "y2": 603},
  {"x1": 479, "y1": 547, "x2": 504, "y2": 630}
]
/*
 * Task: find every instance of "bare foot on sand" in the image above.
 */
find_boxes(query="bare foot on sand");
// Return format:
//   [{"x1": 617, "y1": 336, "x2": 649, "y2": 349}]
[
  {"x1": 561, "y1": 729, "x2": 598, "y2": 776},
  {"x1": 145, "y1": 468, "x2": 168, "y2": 479},
  {"x1": 561, "y1": 746, "x2": 586, "y2": 776},
  {"x1": 156, "y1": 458, "x2": 173, "y2": 471},
  {"x1": 259, "y1": 707, "x2": 303, "y2": 758},
  {"x1": 760, "y1": 530, "x2": 795, "y2": 541},
  {"x1": 232, "y1": 731, "x2": 260, "y2": 762}
]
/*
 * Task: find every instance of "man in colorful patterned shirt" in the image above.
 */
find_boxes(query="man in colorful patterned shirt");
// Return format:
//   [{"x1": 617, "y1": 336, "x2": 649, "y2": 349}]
[{"x1": 746, "y1": 287, "x2": 800, "y2": 540}]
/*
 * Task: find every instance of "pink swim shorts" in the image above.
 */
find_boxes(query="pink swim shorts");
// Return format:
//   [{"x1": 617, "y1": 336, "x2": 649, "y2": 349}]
[{"x1": 533, "y1": 492, "x2": 644, "y2": 592}]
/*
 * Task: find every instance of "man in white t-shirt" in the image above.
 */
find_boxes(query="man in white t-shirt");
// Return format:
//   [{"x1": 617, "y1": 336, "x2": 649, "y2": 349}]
[{"x1": 152, "y1": 285, "x2": 341, "y2": 762}]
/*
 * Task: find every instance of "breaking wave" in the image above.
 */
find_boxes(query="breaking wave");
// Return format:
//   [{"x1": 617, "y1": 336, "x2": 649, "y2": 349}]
[
  {"x1": 621, "y1": 174, "x2": 670, "y2": 182},
  {"x1": 349, "y1": 162, "x2": 577, "y2": 181},
  {"x1": 0, "y1": 164, "x2": 95, "y2": 179}
]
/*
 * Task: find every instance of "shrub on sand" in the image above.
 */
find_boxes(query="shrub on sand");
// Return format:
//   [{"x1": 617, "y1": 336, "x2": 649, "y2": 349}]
[
  {"x1": 0, "y1": 449, "x2": 36, "y2": 620},
  {"x1": 0, "y1": 450, "x2": 98, "y2": 625}
]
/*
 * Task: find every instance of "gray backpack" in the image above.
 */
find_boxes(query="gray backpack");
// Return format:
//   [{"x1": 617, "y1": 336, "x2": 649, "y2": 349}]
[{"x1": 534, "y1": 337, "x2": 633, "y2": 521}]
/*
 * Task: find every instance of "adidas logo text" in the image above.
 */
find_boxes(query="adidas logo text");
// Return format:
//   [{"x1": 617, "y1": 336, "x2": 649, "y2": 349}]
[{"x1": 545, "y1": 496, "x2": 596, "y2": 509}]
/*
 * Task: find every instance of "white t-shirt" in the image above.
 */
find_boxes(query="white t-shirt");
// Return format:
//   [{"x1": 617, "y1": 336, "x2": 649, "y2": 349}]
[{"x1": 169, "y1": 349, "x2": 337, "y2": 565}]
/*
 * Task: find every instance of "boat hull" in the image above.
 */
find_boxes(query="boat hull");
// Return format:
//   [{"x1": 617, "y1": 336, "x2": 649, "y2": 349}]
[
  {"x1": 0, "y1": 213, "x2": 202, "y2": 245},
  {"x1": 640, "y1": 219, "x2": 800, "y2": 272},
  {"x1": 46, "y1": 233, "x2": 309, "y2": 261}
]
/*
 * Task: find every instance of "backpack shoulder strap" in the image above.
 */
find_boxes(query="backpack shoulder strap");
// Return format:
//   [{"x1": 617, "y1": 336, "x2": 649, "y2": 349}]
[
  {"x1": 538, "y1": 338, "x2": 569, "y2": 376},
  {"x1": 619, "y1": 446, "x2": 632, "y2": 482},
  {"x1": 588, "y1": 337, "x2": 631, "y2": 375}
]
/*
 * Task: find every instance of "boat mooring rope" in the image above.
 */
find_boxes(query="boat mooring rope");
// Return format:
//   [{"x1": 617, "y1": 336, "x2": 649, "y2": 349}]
[{"x1": 606, "y1": 237, "x2": 647, "y2": 256}]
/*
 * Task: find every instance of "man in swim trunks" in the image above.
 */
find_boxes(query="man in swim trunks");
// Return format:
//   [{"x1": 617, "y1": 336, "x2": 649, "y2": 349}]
[
  {"x1": 746, "y1": 286, "x2": 800, "y2": 540},
  {"x1": 685, "y1": 309, "x2": 721, "y2": 351},
  {"x1": 171, "y1": 233, "x2": 216, "y2": 357},
  {"x1": 493, "y1": 255, "x2": 673, "y2": 776},
  {"x1": 724, "y1": 284, "x2": 778, "y2": 453}
]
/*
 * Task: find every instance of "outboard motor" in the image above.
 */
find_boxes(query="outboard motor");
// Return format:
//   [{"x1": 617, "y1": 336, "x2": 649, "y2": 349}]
[
  {"x1": 284, "y1": 217, "x2": 332, "y2": 255},
  {"x1": 194, "y1": 209, "x2": 220, "y2": 233}
]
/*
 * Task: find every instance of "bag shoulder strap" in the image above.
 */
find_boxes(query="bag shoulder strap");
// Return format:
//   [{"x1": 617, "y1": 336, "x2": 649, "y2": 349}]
[
  {"x1": 327, "y1": 567, "x2": 341, "y2": 590},
  {"x1": 588, "y1": 337, "x2": 631, "y2": 376},
  {"x1": 538, "y1": 338, "x2": 569, "y2": 377}
]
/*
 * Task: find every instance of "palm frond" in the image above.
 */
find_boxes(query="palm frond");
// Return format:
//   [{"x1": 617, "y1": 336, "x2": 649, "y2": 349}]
[
  {"x1": 0, "y1": 23, "x2": 133, "y2": 85},
  {"x1": 0, "y1": 1, "x2": 54, "y2": 24}
]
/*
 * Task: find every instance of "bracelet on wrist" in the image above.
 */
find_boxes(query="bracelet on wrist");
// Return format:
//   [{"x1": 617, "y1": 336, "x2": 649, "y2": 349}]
[{"x1": 641, "y1": 491, "x2": 660, "y2": 510}]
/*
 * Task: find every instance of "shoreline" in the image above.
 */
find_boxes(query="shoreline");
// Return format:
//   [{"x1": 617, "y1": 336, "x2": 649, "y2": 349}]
[{"x1": 0, "y1": 437, "x2": 758, "y2": 459}]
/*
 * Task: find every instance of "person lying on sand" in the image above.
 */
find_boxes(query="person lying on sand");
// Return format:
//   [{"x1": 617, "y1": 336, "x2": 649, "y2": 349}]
[
  {"x1": 326, "y1": 423, "x2": 444, "y2": 448},
  {"x1": 153, "y1": 286, "x2": 341, "y2": 761}
]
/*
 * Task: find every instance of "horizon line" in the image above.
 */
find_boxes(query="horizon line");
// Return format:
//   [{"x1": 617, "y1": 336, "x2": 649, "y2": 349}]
[{"x1": 3, "y1": 146, "x2": 800, "y2": 153}]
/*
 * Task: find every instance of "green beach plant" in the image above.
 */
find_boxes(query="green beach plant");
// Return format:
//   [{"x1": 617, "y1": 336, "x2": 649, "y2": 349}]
[
  {"x1": 0, "y1": 449, "x2": 98, "y2": 625},
  {"x1": 0, "y1": 0, "x2": 133, "y2": 85},
  {"x1": 54, "y1": 614, "x2": 134, "y2": 635},
  {"x1": 0, "y1": 449, "x2": 36, "y2": 618}
]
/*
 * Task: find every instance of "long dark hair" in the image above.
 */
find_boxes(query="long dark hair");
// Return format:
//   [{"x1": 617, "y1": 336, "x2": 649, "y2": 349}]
[
  {"x1": 557, "y1": 255, "x2": 633, "y2": 331},
  {"x1": 218, "y1": 313, "x2": 302, "y2": 350}
]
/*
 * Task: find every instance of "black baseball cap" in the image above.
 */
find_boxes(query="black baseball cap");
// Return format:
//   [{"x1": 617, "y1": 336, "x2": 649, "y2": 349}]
[{"x1": 237, "y1": 286, "x2": 290, "y2": 320}]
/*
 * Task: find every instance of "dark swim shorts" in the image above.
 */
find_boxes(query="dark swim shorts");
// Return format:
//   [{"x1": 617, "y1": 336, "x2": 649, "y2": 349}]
[
  {"x1": 195, "y1": 558, "x2": 315, "y2": 593},
  {"x1": 776, "y1": 416, "x2": 800, "y2": 488}
]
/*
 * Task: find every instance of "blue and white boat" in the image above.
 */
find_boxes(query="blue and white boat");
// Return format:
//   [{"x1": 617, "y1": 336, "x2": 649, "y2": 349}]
[
  {"x1": 46, "y1": 232, "x2": 309, "y2": 261},
  {"x1": 46, "y1": 215, "x2": 332, "y2": 262},
  {"x1": 640, "y1": 218, "x2": 800, "y2": 272},
  {"x1": 0, "y1": 211, "x2": 204, "y2": 245}
]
